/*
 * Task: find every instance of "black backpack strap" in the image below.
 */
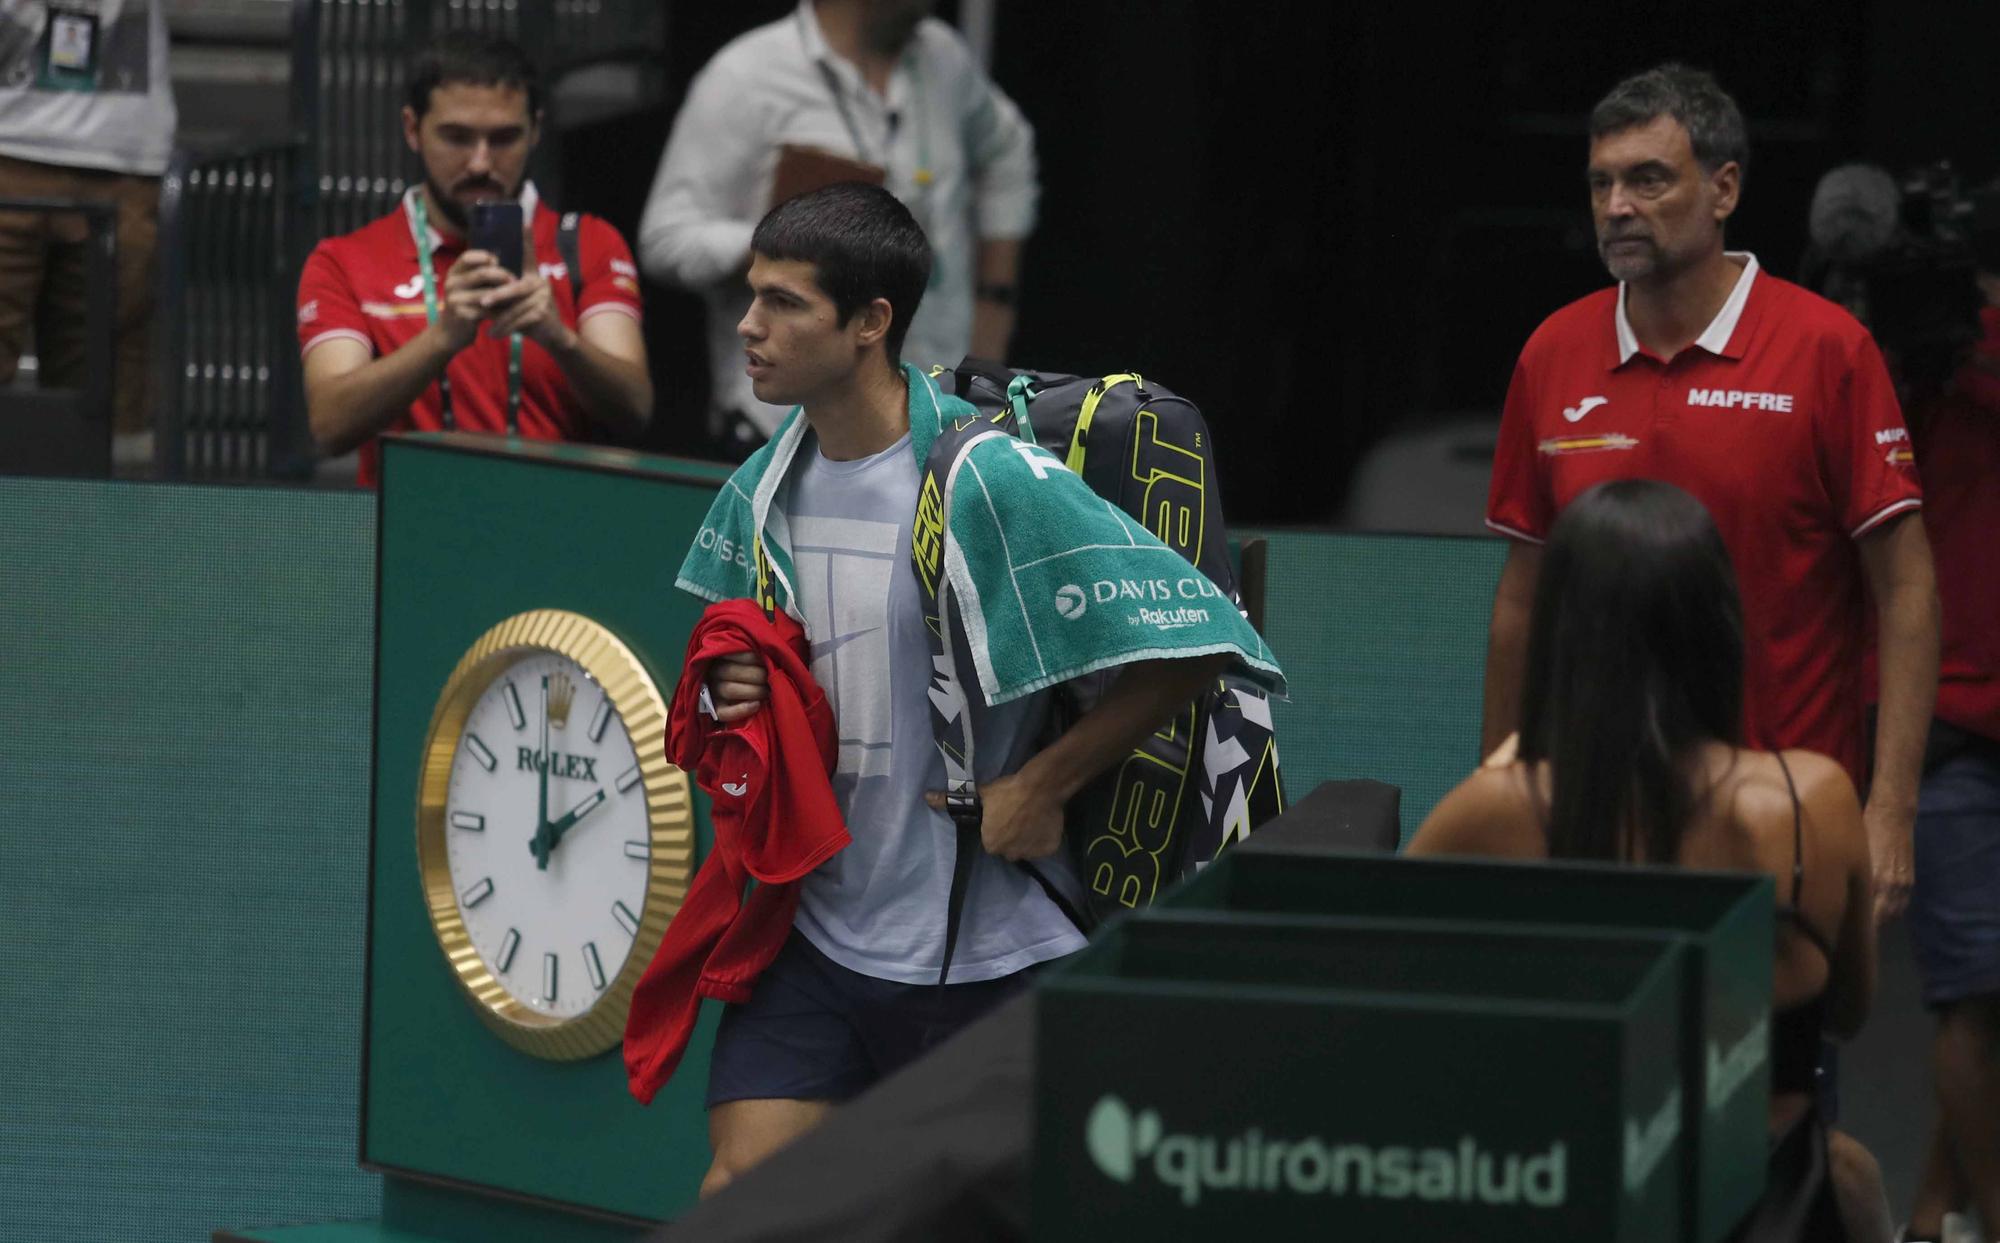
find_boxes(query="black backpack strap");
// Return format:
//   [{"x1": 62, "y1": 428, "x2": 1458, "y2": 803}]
[
  {"x1": 947, "y1": 357, "x2": 1042, "y2": 444},
  {"x1": 916, "y1": 428, "x2": 985, "y2": 989},
  {"x1": 938, "y1": 818, "x2": 983, "y2": 989},
  {"x1": 952, "y1": 355, "x2": 1018, "y2": 395},
  {"x1": 558, "y1": 211, "x2": 583, "y2": 303},
  {"x1": 914, "y1": 409, "x2": 1093, "y2": 989},
  {"x1": 936, "y1": 803, "x2": 1088, "y2": 985},
  {"x1": 1020, "y1": 859, "x2": 1090, "y2": 935}
]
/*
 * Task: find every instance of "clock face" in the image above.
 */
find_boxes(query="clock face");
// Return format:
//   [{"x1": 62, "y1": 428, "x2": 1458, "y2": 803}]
[
  {"x1": 416, "y1": 610, "x2": 692, "y2": 1060},
  {"x1": 443, "y1": 651, "x2": 650, "y2": 1021}
]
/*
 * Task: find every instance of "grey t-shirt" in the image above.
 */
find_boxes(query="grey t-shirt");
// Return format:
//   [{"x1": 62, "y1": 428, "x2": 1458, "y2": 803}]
[{"x1": 783, "y1": 430, "x2": 1087, "y2": 984}]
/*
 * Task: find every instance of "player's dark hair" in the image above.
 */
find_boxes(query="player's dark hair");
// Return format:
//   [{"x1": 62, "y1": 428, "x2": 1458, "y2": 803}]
[
  {"x1": 751, "y1": 182, "x2": 932, "y2": 364},
  {"x1": 1590, "y1": 63, "x2": 1749, "y2": 180},
  {"x1": 1518, "y1": 479, "x2": 1745, "y2": 865},
  {"x1": 407, "y1": 32, "x2": 543, "y2": 119}
]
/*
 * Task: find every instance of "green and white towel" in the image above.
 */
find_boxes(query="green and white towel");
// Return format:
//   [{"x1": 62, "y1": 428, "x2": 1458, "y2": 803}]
[{"x1": 676, "y1": 365, "x2": 1284, "y2": 705}]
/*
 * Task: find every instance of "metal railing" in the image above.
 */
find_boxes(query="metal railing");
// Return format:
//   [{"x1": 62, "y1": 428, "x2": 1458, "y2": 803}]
[
  {"x1": 157, "y1": 0, "x2": 318, "y2": 480},
  {"x1": 156, "y1": 147, "x2": 313, "y2": 479},
  {"x1": 314, "y1": 0, "x2": 411, "y2": 240},
  {"x1": 314, "y1": 0, "x2": 669, "y2": 235}
]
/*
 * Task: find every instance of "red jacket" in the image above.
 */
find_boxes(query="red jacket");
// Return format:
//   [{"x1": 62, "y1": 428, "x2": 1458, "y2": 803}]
[{"x1": 624, "y1": 600, "x2": 848, "y2": 1104}]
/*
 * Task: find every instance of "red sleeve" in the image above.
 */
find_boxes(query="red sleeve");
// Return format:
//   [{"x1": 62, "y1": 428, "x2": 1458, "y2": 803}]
[
  {"x1": 1485, "y1": 354, "x2": 1553, "y2": 543},
  {"x1": 575, "y1": 217, "x2": 644, "y2": 326},
  {"x1": 296, "y1": 243, "x2": 372, "y2": 359},
  {"x1": 1823, "y1": 330, "x2": 1922, "y2": 538}
]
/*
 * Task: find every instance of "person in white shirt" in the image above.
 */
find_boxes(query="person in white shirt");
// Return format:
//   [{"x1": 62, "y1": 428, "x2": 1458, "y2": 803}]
[
  {"x1": 638, "y1": 0, "x2": 1038, "y2": 455},
  {"x1": 0, "y1": 0, "x2": 177, "y2": 440}
]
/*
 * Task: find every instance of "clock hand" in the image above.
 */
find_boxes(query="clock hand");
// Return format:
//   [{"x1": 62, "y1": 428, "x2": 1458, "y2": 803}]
[
  {"x1": 532, "y1": 673, "x2": 554, "y2": 870},
  {"x1": 542, "y1": 788, "x2": 607, "y2": 854}
]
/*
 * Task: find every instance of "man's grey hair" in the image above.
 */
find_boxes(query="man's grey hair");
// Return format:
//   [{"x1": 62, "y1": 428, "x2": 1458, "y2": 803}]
[{"x1": 1589, "y1": 63, "x2": 1749, "y2": 178}]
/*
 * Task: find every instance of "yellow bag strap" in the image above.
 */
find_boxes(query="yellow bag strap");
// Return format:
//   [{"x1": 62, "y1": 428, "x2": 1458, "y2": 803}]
[{"x1": 1065, "y1": 373, "x2": 1143, "y2": 474}]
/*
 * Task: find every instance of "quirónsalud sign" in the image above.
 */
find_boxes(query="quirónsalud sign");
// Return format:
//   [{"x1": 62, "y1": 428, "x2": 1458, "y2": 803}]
[{"x1": 1032, "y1": 865, "x2": 1762, "y2": 1241}]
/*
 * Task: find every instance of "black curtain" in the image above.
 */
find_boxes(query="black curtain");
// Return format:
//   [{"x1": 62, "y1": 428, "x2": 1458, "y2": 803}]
[
  {"x1": 995, "y1": 0, "x2": 1874, "y2": 523},
  {"x1": 559, "y1": 0, "x2": 2000, "y2": 522}
]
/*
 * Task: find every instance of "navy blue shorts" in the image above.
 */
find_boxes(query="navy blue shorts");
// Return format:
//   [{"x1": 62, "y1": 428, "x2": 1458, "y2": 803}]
[
  {"x1": 706, "y1": 932, "x2": 1041, "y2": 1109},
  {"x1": 1910, "y1": 742, "x2": 2000, "y2": 1008}
]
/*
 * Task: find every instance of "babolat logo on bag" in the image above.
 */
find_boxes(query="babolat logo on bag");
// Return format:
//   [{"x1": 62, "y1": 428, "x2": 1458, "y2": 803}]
[{"x1": 1083, "y1": 1095, "x2": 1569, "y2": 1209}]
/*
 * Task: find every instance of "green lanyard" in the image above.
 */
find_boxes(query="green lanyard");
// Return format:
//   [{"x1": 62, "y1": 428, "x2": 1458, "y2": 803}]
[
  {"x1": 814, "y1": 57, "x2": 942, "y2": 293},
  {"x1": 801, "y1": 7, "x2": 934, "y2": 221},
  {"x1": 409, "y1": 192, "x2": 522, "y2": 435},
  {"x1": 814, "y1": 57, "x2": 932, "y2": 188}
]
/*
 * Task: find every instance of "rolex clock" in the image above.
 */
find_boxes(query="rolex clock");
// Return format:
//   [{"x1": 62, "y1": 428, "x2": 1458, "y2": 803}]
[{"x1": 415, "y1": 609, "x2": 692, "y2": 1060}]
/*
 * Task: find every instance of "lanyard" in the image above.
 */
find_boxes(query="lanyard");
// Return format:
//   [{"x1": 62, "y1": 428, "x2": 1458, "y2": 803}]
[
  {"x1": 800, "y1": 11, "x2": 933, "y2": 198},
  {"x1": 409, "y1": 191, "x2": 522, "y2": 435},
  {"x1": 811, "y1": 55, "x2": 938, "y2": 293}
]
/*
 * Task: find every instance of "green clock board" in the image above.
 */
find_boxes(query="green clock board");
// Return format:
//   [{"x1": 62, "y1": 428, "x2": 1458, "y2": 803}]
[{"x1": 364, "y1": 434, "x2": 734, "y2": 1231}]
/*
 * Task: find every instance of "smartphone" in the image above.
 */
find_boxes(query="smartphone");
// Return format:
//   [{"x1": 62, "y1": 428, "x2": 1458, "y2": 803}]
[{"x1": 468, "y1": 201, "x2": 525, "y2": 276}]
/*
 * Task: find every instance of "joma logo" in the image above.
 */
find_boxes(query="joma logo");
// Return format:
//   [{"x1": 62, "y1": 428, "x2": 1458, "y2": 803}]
[{"x1": 517, "y1": 748, "x2": 598, "y2": 781}]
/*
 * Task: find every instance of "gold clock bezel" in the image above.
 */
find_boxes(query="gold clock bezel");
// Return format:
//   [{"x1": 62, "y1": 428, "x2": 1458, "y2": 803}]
[{"x1": 415, "y1": 608, "x2": 693, "y2": 1061}]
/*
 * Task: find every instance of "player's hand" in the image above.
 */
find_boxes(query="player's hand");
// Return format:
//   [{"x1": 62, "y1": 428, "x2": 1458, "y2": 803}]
[
  {"x1": 928, "y1": 771, "x2": 1065, "y2": 862},
  {"x1": 438, "y1": 250, "x2": 510, "y2": 351},
  {"x1": 704, "y1": 651, "x2": 768, "y2": 724},
  {"x1": 1863, "y1": 798, "x2": 1915, "y2": 923}
]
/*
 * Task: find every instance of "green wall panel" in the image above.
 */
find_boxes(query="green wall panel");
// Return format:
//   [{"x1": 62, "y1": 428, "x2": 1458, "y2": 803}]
[
  {"x1": 366, "y1": 438, "x2": 725, "y2": 1225},
  {"x1": 0, "y1": 464, "x2": 1513, "y2": 1239},
  {"x1": 1253, "y1": 529, "x2": 1508, "y2": 842},
  {"x1": 0, "y1": 479, "x2": 381, "y2": 1241}
]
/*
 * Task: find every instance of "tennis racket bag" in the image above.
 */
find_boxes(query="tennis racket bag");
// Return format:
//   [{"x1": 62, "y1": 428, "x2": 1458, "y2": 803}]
[{"x1": 928, "y1": 361, "x2": 1286, "y2": 923}]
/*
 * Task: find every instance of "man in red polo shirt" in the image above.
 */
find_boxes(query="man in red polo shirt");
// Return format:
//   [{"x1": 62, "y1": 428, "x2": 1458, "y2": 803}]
[
  {"x1": 296, "y1": 33, "x2": 652, "y2": 486},
  {"x1": 1481, "y1": 63, "x2": 1939, "y2": 923}
]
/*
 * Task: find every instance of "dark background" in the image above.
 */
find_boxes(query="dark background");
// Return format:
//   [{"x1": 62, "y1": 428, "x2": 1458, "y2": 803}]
[{"x1": 560, "y1": 0, "x2": 2000, "y2": 525}]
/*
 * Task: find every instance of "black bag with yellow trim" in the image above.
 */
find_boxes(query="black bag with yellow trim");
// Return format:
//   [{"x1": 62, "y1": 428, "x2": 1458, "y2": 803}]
[{"x1": 931, "y1": 360, "x2": 1286, "y2": 922}]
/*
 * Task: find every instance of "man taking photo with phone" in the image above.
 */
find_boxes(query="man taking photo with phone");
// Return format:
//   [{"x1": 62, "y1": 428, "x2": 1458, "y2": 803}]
[{"x1": 297, "y1": 32, "x2": 653, "y2": 486}]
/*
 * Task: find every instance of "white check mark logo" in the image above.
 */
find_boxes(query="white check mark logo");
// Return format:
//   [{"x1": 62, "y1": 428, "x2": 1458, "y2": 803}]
[{"x1": 1563, "y1": 396, "x2": 1608, "y2": 423}]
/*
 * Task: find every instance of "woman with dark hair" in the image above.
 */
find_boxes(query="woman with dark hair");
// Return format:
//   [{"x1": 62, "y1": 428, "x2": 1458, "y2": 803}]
[{"x1": 1409, "y1": 479, "x2": 1888, "y2": 1242}]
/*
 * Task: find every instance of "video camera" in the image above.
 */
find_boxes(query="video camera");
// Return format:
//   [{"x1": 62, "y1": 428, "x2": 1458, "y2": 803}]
[{"x1": 1804, "y1": 160, "x2": 2000, "y2": 395}]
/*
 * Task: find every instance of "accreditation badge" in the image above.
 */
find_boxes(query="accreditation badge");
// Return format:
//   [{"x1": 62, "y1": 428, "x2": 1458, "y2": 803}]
[{"x1": 40, "y1": 6, "x2": 101, "y2": 90}]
